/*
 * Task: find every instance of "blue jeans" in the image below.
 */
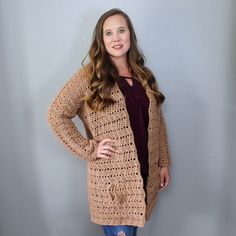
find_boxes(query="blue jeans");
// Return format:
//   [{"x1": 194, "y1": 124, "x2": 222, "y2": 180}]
[{"x1": 102, "y1": 225, "x2": 138, "y2": 236}]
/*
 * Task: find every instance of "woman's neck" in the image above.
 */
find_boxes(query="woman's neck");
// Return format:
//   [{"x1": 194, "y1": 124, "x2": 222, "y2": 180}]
[{"x1": 110, "y1": 56, "x2": 131, "y2": 77}]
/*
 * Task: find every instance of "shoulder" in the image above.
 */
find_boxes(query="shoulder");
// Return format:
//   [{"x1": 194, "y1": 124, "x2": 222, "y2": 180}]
[
  {"x1": 72, "y1": 63, "x2": 92, "y2": 82},
  {"x1": 56, "y1": 63, "x2": 92, "y2": 98},
  {"x1": 67, "y1": 63, "x2": 92, "y2": 89},
  {"x1": 75, "y1": 63, "x2": 93, "y2": 80}
]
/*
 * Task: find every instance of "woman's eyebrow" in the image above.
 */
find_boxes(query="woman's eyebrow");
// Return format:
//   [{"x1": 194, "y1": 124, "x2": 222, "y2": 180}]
[{"x1": 104, "y1": 26, "x2": 127, "y2": 33}]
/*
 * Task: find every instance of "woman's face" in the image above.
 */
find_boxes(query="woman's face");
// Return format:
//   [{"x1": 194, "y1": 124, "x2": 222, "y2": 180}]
[{"x1": 102, "y1": 14, "x2": 130, "y2": 62}]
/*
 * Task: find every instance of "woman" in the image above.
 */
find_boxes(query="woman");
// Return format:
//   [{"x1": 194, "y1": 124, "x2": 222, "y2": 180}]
[{"x1": 47, "y1": 8, "x2": 171, "y2": 236}]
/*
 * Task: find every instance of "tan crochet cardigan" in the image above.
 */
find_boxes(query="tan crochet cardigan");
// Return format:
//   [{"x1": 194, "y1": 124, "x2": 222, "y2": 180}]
[{"x1": 47, "y1": 63, "x2": 171, "y2": 227}]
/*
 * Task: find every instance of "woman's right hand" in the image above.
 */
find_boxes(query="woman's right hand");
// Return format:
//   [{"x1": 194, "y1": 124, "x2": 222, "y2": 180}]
[{"x1": 96, "y1": 138, "x2": 120, "y2": 159}]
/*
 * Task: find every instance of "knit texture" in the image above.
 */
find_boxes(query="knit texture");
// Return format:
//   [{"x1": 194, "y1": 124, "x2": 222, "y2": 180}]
[{"x1": 47, "y1": 63, "x2": 171, "y2": 227}]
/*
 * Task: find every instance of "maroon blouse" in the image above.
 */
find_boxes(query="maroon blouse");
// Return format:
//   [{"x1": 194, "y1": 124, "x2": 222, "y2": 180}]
[{"x1": 116, "y1": 76, "x2": 150, "y2": 186}]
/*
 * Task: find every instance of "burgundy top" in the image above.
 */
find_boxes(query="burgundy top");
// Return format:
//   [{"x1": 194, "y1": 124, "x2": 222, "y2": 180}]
[{"x1": 116, "y1": 76, "x2": 150, "y2": 185}]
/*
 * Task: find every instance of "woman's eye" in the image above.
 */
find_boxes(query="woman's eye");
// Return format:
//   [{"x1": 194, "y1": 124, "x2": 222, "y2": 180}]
[
  {"x1": 105, "y1": 31, "x2": 112, "y2": 36},
  {"x1": 119, "y1": 29, "x2": 125, "y2": 33}
]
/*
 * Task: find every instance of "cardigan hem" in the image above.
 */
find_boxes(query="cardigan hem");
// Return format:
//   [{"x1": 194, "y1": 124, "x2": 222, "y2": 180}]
[{"x1": 90, "y1": 216, "x2": 146, "y2": 228}]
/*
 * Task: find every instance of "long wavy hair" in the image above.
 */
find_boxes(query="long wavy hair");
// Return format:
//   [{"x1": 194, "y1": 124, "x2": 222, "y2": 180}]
[{"x1": 82, "y1": 8, "x2": 165, "y2": 111}]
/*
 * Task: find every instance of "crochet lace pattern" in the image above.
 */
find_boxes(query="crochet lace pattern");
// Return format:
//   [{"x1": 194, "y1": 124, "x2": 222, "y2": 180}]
[{"x1": 47, "y1": 63, "x2": 171, "y2": 227}]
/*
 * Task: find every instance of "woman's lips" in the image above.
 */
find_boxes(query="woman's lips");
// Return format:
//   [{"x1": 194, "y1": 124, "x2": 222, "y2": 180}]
[{"x1": 112, "y1": 45, "x2": 123, "y2": 49}]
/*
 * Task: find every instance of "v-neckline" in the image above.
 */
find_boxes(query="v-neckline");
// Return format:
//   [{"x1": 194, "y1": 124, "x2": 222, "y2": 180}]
[{"x1": 119, "y1": 75, "x2": 134, "y2": 87}]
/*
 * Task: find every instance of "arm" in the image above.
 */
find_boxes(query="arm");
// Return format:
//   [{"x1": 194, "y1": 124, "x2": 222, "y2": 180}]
[
  {"x1": 158, "y1": 108, "x2": 171, "y2": 191},
  {"x1": 152, "y1": 78, "x2": 171, "y2": 167},
  {"x1": 158, "y1": 108, "x2": 171, "y2": 167},
  {"x1": 47, "y1": 66, "x2": 98, "y2": 161}
]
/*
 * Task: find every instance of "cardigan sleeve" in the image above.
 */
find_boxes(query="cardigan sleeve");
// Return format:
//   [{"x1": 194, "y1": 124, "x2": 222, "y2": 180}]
[
  {"x1": 47, "y1": 66, "x2": 98, "y2": 161},
  {"x1": 158, "y1": 108, "x2": 172, "y2": 167}
]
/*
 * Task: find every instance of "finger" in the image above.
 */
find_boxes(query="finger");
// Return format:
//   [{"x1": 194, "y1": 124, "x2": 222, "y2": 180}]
[
  {"x1": 101, "y1": 145, "x2": 120, "y2": 153},
  {"x1": 99, "y1": 153, "x2": 119, "y2": 159},
  {"x1": 160, "y1": 185, "x2": 167, "y2": 191},
  {"x1": 160, "y1": 175, "x2": 165, "y2": 188},
  {"x1": 164, "y1": 175, "x2": 170, "y2": 186},
  {"x1": 97, "y1": 148, "x2": 118, "y2": 157},
  {"x1": 99, "y1": 149, "x2": 113, "y2": 156},
  {"x1": 100, "y1": 151, "x2": 119, "y2": 158},
  {"x1": 97, "y1": 150, "x2": 119, "y2": 159},
  {"x1": 97, "y1": 153, "x2": 112, "y2": 159},
  {"x1": 159, "y1": 175, "x2": 165, "y2": 191},
  {"x1": 100, "y1": 138, "x2": 115, "y2": 145},
  {"x1": 159, "y1": 177, "x2": 170, "y2": 191}
]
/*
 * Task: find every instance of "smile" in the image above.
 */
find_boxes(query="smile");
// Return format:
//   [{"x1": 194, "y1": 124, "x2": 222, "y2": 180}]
[{"x1": 112, "y1": 45, "x2": 123, "y2": 49}]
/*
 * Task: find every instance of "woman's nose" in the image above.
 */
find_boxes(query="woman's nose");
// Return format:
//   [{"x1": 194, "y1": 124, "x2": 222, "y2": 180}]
[{"x1": 113, "y1": 33, "x2": 121, "y2": 42}]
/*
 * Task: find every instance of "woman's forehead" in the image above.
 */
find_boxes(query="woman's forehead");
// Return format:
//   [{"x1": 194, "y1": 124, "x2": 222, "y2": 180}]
[{"x1": 103, "y1": 15, "x2": 128, "y2": 31}]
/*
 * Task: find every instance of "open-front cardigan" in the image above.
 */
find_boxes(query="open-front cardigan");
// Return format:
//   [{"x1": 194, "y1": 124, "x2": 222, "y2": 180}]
[{"x1": 47, "y1": 63, "x2": 171, "y2": 227}]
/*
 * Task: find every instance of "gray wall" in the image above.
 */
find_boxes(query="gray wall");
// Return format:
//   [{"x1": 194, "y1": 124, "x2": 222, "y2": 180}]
[{"x1": 0, "y1": 0, "x2": 235, "y2": 236}]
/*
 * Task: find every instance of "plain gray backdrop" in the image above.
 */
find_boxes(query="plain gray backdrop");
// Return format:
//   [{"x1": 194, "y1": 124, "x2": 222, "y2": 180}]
[{"x1": 0, "y1": 0, "x2": 235, "y2": 236}]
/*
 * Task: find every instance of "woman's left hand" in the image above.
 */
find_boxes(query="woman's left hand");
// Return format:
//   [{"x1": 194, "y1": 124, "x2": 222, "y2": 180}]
[{"x1": 159, "y1": 167, "x2": 171, "y2": 191}]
